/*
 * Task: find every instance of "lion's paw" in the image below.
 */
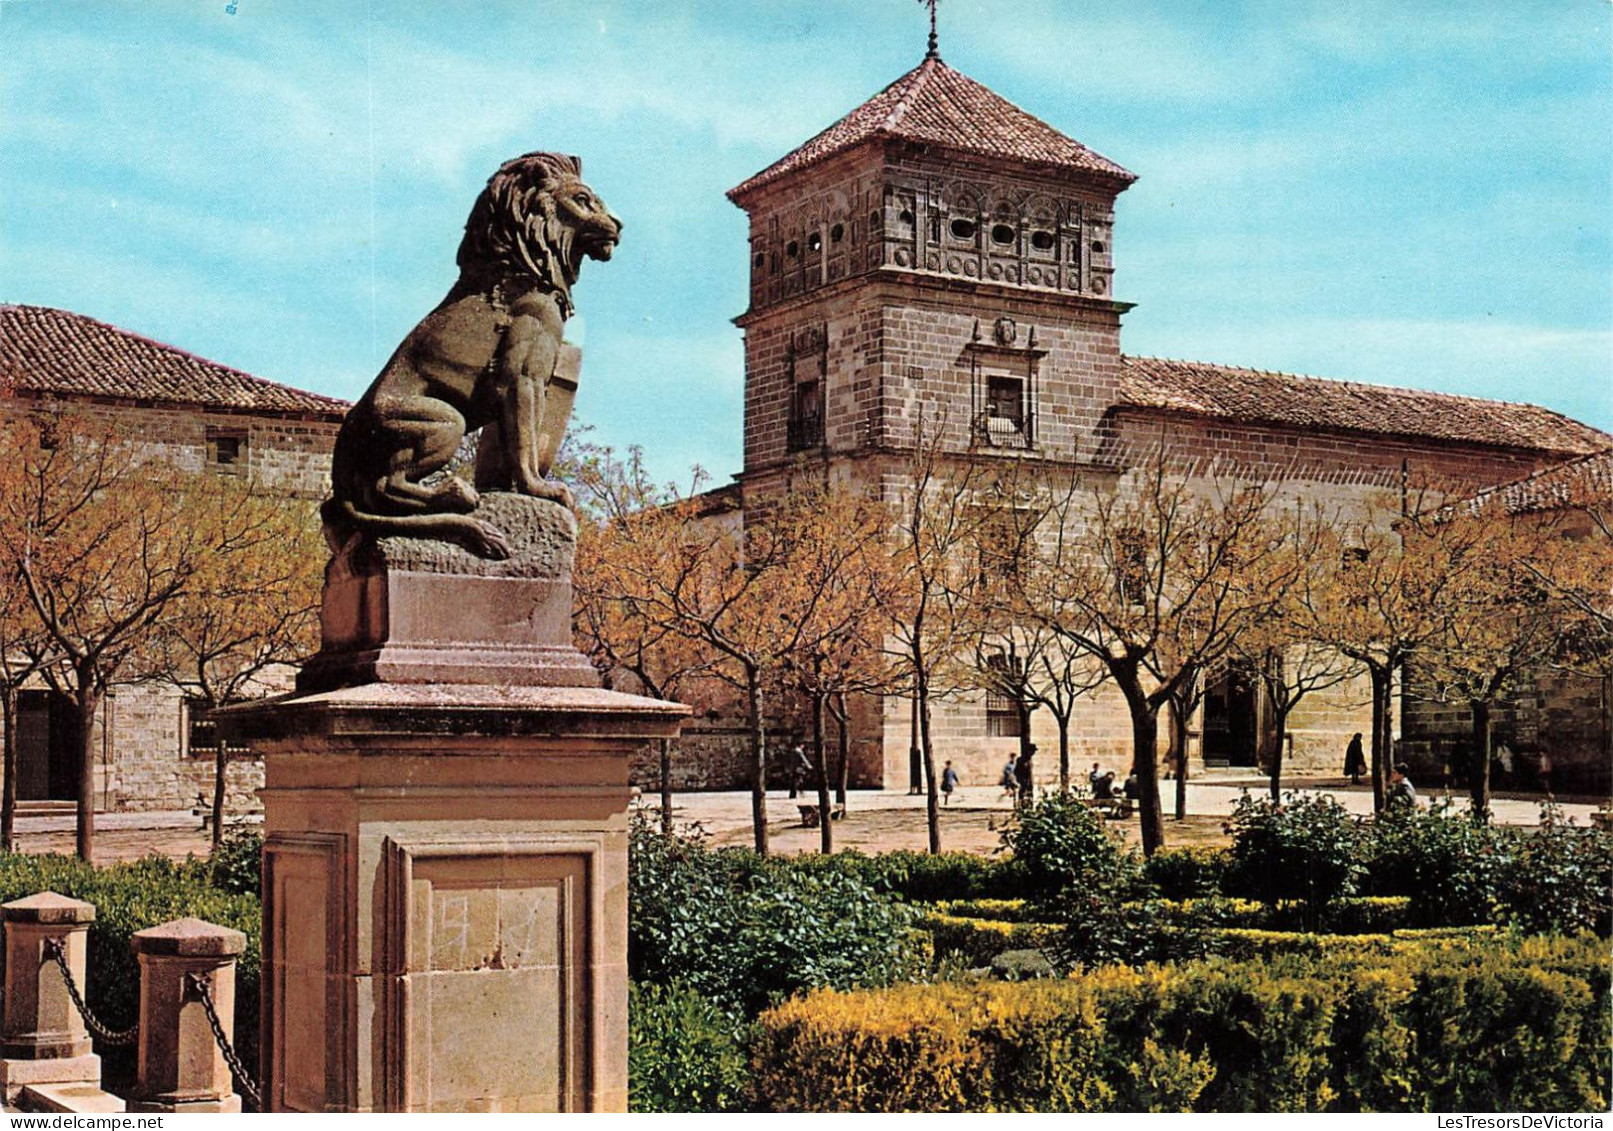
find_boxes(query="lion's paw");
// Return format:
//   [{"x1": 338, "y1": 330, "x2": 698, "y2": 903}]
[{"x1": 467, "y1": 520, "x2": 512, "y2": 560}]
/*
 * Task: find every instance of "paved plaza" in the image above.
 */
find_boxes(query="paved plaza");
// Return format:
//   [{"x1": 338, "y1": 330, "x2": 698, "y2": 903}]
[{"x1": 3, "y1": 773, "x2": 1598, "y2": 864}]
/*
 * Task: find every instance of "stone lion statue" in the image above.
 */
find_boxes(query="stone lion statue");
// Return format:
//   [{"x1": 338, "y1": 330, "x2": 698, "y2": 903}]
[{"x1": 322, "y1": 151, "x2": 621, "y2": 559}]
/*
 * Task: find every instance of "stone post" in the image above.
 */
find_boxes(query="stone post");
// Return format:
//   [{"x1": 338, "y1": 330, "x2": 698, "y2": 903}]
[
  {"x1": 0, "y1": 892, "x2": 101, "y2": 1102},
  {"x1": 127, "y1": 918, "x2": 247, "y2": 1114},
  {"x1": 224, "y1": 496, "x2": 686, "y2": 1112}
]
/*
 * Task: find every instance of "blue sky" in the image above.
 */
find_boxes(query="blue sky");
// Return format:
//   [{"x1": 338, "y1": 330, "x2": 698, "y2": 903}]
[{"x1": 3, "y1": 1, "x2": 1609, "y2": 487}]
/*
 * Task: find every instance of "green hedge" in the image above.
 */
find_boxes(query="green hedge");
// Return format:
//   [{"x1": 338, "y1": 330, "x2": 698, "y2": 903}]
[
  {"x1": 935, "y1": 896, "x2": 1411, "y2": 935},
  {"x1": 629, "y1": 982, "x2": 751, "y2": 1112},
  {"x1": 921, "y1": 903, "x2": 1449, "y2": 969},
  {"x1": 0, "y1": 851, "x2": 261, "y2": 1094},
  {"x1": 752, "y1": 934, "x2": 1611, "y2": 1112}
]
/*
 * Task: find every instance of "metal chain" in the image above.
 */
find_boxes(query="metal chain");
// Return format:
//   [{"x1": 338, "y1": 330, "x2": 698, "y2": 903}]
[
  {"x1": 187, "y1": 970, "x2": 261, "y2": 1110},
  {"x1": 42, "y1": 939, "x2": 138, "y2": 1047}
]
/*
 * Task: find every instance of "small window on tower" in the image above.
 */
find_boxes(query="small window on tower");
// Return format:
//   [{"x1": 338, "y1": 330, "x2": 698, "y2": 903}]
[
  {"x1": 983, "y1": 375, "x2": 1030, "y2": 448},
  {"x1": 950, "y1": 217, "x2": 977, "y2": 241},
  {"x1": 991, "y1": 224, "x2": 1016, "y2": 246},
  {"x1": 753, "y1": 252, "x2": 765, "y2": 269},
  {"x1": 829, "y1": 223, "x2": 844, "y2": 244},
  {"x1": 869, "y1": 211, "x2": 881, "y2": 232},
  {"x1": 1091, "y1": 240, "x2": 1106, "y2": 254},
  {"x1": 786, "y1": 240, "x2": 800, "y2": 259},
  {"x1": 1030, "y1": 230, "x2": 1055, "y2": 251},
  {"x1": 207, "y1": 429, "x2": 247, "y2": 474},
  {"x1": 808, "y1": 232, "x2": 822, "y2": 252}
]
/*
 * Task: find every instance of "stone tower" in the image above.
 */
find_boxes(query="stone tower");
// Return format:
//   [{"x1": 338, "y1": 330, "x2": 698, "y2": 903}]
[{"x1": 727, "y1": 52, "x2": 1137, "y2": 501}]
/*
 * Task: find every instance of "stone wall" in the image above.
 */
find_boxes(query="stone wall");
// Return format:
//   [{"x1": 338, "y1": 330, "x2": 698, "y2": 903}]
[
  {"x1": 3, "y1": 398, "x2": 340, "y2": 499},
  {"x1": 1400, "y1": 667, "x2": 1612, "y2": 795},
  {"x1": 0, "y1": 398, "x2": 336, "y2": 814}
]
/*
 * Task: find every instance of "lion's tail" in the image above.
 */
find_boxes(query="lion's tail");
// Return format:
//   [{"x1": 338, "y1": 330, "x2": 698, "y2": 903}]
[{"x1": 321, "y1": 499, "x2": 510, "y2": 560}]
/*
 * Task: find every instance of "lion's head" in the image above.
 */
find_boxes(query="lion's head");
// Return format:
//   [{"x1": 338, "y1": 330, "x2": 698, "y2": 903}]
[{"x1": 456, "y1": 151, "x2": 622, "y2": 316}]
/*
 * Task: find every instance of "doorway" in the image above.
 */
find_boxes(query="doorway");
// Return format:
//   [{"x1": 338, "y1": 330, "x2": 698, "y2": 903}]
[{"x1": 14, "y1": 690, "x2": 79, "y2": 801}]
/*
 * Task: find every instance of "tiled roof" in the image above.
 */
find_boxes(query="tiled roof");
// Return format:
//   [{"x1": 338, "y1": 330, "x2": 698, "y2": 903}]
[
  {"x1": 729, "y1": 55, "x2": 1135, "y2": 201},
  {"x1": 1468, "y1": 449, "x2": 1613, "y2": 515},
  {"x1": 0, "y1": 304, "x2": 348, "y2": 418},
  {"x1": 1118, "y1": 356, "x2": 1612, "y2": 457}
]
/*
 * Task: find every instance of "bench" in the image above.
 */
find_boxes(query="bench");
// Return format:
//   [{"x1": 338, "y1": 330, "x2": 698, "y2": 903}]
[
  {"x1": 1080, "y1": 797, "x2": 1133, "y2": 820},
  {"x1": 797, "y1": 803, "x2": 846, "y2": 828}
]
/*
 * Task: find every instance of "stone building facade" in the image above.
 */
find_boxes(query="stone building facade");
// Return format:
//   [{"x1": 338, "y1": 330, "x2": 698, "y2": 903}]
[
  {"x1": 0, "y1": 304, "x2": 347, "y2": 813},
  {"x1": 1398, "y1": 451, "x2": 1613, "y2": 795},
  {"x1": 695, "y1": 52, "x2": 1612, "y2": 796}
]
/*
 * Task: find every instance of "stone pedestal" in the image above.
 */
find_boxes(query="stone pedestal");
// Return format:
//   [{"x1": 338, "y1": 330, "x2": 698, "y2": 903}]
[
  {"x1": 225, "y1": 494, "x2": 685, "y2": 1113},
  {"x1": 128, "y1": 918, "x2": 247, "y2": 1114},
  {"x1": 0, "y1": 893, "x2": 101, "y2": 1103}
]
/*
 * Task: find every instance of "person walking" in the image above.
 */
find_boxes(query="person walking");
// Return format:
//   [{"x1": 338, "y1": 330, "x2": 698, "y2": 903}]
[
  {"x1": 1344, "y1": 733, "x2": 1366, "y2": 784},
  {"x1": 788, "y1": 743, "x2": 812, "y2": 799},
  {"x1": 1000, "y1": 757, "x2": 1018, "y2": 801},
  {"x1": 941, "y1": 761, "x2": 959, "y2": 806}
]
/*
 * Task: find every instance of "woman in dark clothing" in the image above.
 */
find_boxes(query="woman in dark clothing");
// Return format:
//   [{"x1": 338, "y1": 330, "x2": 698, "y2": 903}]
[{"x1": 1344, "y1": 733, "x2": 1366, "y2": 784}]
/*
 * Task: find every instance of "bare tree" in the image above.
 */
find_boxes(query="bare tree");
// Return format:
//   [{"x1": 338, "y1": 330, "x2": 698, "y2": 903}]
[
  {"x1": 141, "y1": 484, "x2": 324, "y2": 845},
  {"x1": 1027, "y1": 454, "x2": 1294, "y2": 855},
  {"x1": 2, "y1": 414, "x2": 266, "y2": 860}
]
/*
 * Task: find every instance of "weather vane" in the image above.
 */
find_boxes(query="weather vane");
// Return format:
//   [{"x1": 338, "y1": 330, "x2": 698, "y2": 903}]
[{"x1": 917, "y1": 0, "x2": 939, "y2": 58}]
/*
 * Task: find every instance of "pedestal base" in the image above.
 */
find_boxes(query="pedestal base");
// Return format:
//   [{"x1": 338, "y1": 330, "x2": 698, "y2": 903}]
[
  {"x1": 0, "y1": 1054, "x2": 101, "y2": 1105},
  {"x1": 225, "y1": 682, "x2": 684, "y2": 1114}
]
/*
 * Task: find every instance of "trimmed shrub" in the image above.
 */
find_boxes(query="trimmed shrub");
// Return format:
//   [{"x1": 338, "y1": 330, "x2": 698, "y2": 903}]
[
  {"x1": 931, "y1": 898, "x2": 1034, "y2": 922},
  {"x1": 1224, "y1": 793, "x2": 1365, "y2": 919},
  {"x1": 804, "y1": 849, "x2": 1018, "y2": 902},
  {"x1": 752, "y1": 934, "x2": 1611, "y2": 1112},
  {"x1": 629, "y1": 982, "x2": 750, "y2": 1112},
  {"x1": 1364, "y1": 802, "x2": 1509, "y2": 926},
  {"x1": 919, "y1": 912, "x2": 1061, "y2": 967},
  {"x1": 1498, "y1": 808, "x2": 1613, "y2": 937},
  {"x1": 1143, "y1": 846, "x2": 1230, "y2": 900},
  {"x1": 629, "y1": 817, "x2": 921, "y2": 1016},
  {"x1": 1002, "y1": 793, "x2": 1141, "y2": 912},
  {"x1": 208, "y1": 829, "x2": 264, "y2": 898}
]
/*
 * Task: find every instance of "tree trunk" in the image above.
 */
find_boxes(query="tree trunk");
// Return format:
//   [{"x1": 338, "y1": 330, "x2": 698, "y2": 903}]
[
  {"x1": 659, "y1": 736, "x2": 674, "y2": 837},
  {"x1": 918, "y1": 679, "x2": 940, "y2": 854},
  {"x1": 1469, "y1": 699, "x2": 1493, "y2": 821},
  {"x1": 830, "y1": 692, "x2": 850, "y2": 806},
  {"x1": 1119, "y1": 674, "x2": 1166, "y2": 856},
  {"x1": 746, "y1": 671, "x2": 768, "y2": 855},
  {"x1": 1055, "y1": 709, "x2": 1071, "y2": 794},
  {"x1": 1269, "y1": 706, "x2": 1291, "y2": 804},
  {"x1": 211, "y1": 740, "x2": 227, "y2": 849},
  {"x1": 908, "y1": 693, "x2": 922, "y2": 795},
  {"x1": 1368, "y1": 665, "x2": 1390, "y2": 812},
  {"x1": 1171, "y1": 698, "x2": 1189, "y2": 821},
  {"x1": 1016, "y1": 697, "x2": 1034, "y2": 807},
  {"x1": 1, "y1": 683, "x2": 18, "y2": 852},
  {"x1": 813, "y1": 692, "x2": 832, "y2": 853},
  {"x1": 75, "y1": 681, "x2": 98, "y2": 864}
]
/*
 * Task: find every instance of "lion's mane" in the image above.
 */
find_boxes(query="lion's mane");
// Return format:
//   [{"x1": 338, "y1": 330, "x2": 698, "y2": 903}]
[{"x1": 455, "y1": 150, "x2": 586, "y2": 316}]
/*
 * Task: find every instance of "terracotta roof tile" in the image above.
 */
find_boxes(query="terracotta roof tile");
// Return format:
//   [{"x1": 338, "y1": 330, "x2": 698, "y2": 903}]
[
  {"x1": 1, "y1": 304, "x2": 348, "y2": 418},
  {"x1": 1468, "y1": 449, "x2": 1613, "y2": 515},
  {"x1": 1118, "y1": 355, "x2": 1611, "y2": 457},
  {"x1": 730, "y1": 55, "x2": 1134, "y2": 201}
]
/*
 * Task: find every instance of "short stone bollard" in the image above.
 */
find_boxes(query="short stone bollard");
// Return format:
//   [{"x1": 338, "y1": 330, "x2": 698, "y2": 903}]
[
  {"x1": 127, "y1": 918, "x2": 247, "y2": 1114},
  {"x1": 0, "y1": 892, "x2": 101, "y2": 1103}
]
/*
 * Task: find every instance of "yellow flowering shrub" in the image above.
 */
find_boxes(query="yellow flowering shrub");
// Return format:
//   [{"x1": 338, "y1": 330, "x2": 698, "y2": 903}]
[{"x1": 752, "y1": 934, "x2": 1610, "y2": 1112}]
